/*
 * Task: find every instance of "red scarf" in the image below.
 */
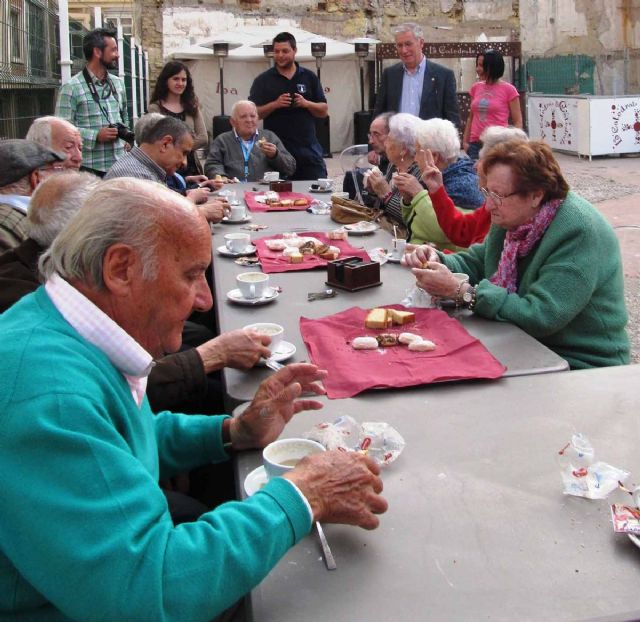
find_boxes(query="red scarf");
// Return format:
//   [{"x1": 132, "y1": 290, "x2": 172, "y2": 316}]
[{"x1": 490, "y1": 198, "x2": 562, "y2": 293}]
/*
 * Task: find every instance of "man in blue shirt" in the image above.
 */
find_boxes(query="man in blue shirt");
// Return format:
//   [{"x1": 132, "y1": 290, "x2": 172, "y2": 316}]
[{"x1": 249, "y1": 32, "x2": 328, "y2": 180}]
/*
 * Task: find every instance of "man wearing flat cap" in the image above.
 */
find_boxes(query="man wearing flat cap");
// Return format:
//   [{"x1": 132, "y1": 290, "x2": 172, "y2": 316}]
[{"x1": 0, "y1": 139, "x2": 65, "y2": 253}]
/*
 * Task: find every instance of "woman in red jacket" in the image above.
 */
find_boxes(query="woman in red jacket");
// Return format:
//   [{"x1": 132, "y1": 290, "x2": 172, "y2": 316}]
[{"x1": 418, "y1": 125, "x2": 528, "y2": 247}]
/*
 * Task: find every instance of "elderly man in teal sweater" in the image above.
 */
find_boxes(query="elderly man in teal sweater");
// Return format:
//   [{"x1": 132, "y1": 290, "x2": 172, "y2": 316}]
[{"x1": 0, "y1": 178, "x2": 387, "y2": 621}]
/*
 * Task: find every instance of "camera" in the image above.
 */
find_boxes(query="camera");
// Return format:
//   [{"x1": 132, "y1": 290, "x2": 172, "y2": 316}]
[{"x1": 110, "y1": 122, "x2": 135, "y2": 146}]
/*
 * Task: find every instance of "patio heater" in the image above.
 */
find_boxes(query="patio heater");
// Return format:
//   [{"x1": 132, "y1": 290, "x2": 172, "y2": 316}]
[
  {"x1": 311, "y1": 41, "x2": 331, "y2": 157},
  {"x1": 250, "y1": 41, "x2": 274, "y2": 68},
  {"x1": 349, "y1": 38, "x2": 379, "y2": 144},
  {"x1": 209, "y1": 40, "x2": 241, "y2": 138}
]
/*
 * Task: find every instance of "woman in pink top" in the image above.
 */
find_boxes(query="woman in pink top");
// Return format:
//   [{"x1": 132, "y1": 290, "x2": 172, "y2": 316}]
[{"x1": 463, "y1": 50, "x2": 523, "y2": 160}]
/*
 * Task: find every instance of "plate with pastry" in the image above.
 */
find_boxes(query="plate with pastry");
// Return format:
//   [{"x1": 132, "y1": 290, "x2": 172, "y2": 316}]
[{"x1": 344, "y1": 221, "x2": 379, "y2": 235}]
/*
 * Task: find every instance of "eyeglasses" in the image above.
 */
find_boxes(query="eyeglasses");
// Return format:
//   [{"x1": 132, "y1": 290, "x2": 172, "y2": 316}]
[
  {"x1": 39, "y1": 164, "x2": 66, "y2": 174},
  {"x1": 368, "y1": 131, "x2": 386, "y2": 139},
  {"x1": 480, "y1": 187, "x2": 519, "y2": 206}
]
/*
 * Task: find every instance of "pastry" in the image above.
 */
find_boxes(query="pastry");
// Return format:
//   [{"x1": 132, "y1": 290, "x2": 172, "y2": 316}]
[
  {"x1": 293, "y1": 199, "x2": 308, "y2": 206},
  {"x1": 398, "y1": 332, "x2": 421, "y2": 345},
  {"x1": 289, "y1": 252, "x2": 304, "y2": 264},
  {"x1": 376, "y1": 333, "x2": 398, "y2": 347},
  {"x1": 388, "y1": 309, "x2": 416, "y2": 326},
  {"x1": 408, "y1": 339, "x2": 436, "y2": 352},
  {"x1": 365, "y1": 308, "x2": 390, "y2": 329},
  {"x1": 352, "y1": 337, "x2": 379, "y2": 350},
  {"x1": 328, "y1": 228, "x2": 348, "y2": 241}
]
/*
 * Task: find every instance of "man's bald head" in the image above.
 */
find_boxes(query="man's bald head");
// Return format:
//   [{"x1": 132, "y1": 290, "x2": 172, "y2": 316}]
[{"x1": 26, "y1": 117, "x2": 83, "y2": 170}]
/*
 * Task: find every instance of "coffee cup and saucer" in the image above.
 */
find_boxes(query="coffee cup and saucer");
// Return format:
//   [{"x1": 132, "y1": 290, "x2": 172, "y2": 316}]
[
  {"x1": 227, "y1": 273, "x2": 280, "y2": 305},
  {"x1": 261, "y1": 171, "x2": 280, "y2": 185},
  {"x1": 244, "y1": 437, "x2": 326, "y2": 496},
  {"x1": 243, "y1": 322, "x2": 297, "y2": 365},
  {"x1": 387, "y1": 238, "x2": 407, "y2": 263},
  {"x1": 217, "y1": 233, "x2": 256, "y2": 257},
  {"x1": 222, "y1": 203, "x2": 251, "y2": 224},
  {"x1": 310, "y1": 178, "x2": 333, "y2": 193}
]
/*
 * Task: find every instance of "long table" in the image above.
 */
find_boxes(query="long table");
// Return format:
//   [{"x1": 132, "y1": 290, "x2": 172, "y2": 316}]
[
  {"x1": 235, "y1": 365, "x2": 640, "y2": 622},
  {"x1": 211, "y1": 182, "x2": 568, "y2": 409}
]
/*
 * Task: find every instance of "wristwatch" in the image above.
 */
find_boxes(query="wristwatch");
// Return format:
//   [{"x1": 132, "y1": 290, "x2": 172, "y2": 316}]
[{"x1": 462, "y1": 285, "x2": 476, "y2": 308}]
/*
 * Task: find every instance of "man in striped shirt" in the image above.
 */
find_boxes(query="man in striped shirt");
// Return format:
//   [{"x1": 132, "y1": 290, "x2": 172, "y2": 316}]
[{"x1": 55, "y1": 28, "x2": 129, "y2": 177}]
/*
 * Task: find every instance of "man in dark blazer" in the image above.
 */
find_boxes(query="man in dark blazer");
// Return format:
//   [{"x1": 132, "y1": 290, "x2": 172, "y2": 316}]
[{"x1": 373, "y1": 22, "x2": 460, "y2": 128}]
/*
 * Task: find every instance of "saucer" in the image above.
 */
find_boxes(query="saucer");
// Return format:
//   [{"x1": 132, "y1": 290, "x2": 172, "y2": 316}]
[
  {"x1": 386, "y1": 252, "x2": 402, "y2": 263},
  {"x1": 344, "y1": 221, "x2": 379, "y2": 235},
  {"x1": 227, "y1": 287, "x2": 279, "y2": 306},
  {"x1": 368, "y1": 247, "x2": 389, "y2": 265},
  {"x1": 257, "y1": 341, "x2": 296, "y2": 365},
  {"x1": 222, "y1": 215, "x2": 252, "y2": 224},
  {"x1": 244, "y1": 465, "x2": 268, "y2": 496},
  {"x1": 309, "y1": 185, "x2": 333, "y2": 193},
  {"x1": 217, "y1": 244, "x2": 257, "y2": 258},
  {"x1": 629, "y1": 534, "x2": 640, "y2": 550}
]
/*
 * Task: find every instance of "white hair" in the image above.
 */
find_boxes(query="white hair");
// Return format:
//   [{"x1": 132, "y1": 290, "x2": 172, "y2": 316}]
[
  {"x1": 415, "y1": 118, "x2": 460, "y2": 164},
  {"x1": 392, "y1": 22, "x2": 424, "y2": 40},
  {"x1": 0, "y1": 176, "x2": 31, "y2": 195},
  {"x1": 134, "y1": 112, "x2": 166, "y2": 144},
  {"x1": 27, "y1": 171, "x2": 100, "y2": 247},
  {"x1": 231, "y1": 100, "x2": 257, "y2": 118},
  {"x1": 39, "y1": 177, "x2": 200, "y2": 288},
  {"x1": 388, "y1": 113, "x2": 421, "y2": 157},
  {"x1": 26, "y1": 116, "x2": 79, "y2": 149},
  {"x1": 478, "y1": 126, "x2": 529, "y2": 158}
]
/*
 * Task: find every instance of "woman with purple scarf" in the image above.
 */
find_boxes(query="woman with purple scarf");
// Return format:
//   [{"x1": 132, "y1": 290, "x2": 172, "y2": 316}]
[{"x1": 403, "y1": 139, "x2": 630, "y2": 369}]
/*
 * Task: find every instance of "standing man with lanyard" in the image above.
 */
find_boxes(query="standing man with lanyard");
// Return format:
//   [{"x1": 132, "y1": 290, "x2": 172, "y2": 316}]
[
  {"x1": 56, "y1": 28, "x2": 131, "y2": 178},
  {"x1": 373, "y1": 22, "x2": 460, "y2": 128},
  {"x1": 204, "y1": 100, "x2": 295, "y2": 182},
  {"x1": 249, "y1": 32, "x2": 328, "y2": 181}
]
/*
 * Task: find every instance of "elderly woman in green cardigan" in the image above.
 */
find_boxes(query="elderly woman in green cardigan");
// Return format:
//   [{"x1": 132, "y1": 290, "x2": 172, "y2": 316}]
[
  {"x1": 395, "y1": 117, "x2": 482, "y2": 251},
  {"x1": 404, "y1": 139, "x2": 630, "y2": 369}
]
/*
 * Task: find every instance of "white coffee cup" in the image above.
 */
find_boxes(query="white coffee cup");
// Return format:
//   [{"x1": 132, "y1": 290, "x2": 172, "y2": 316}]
[
  {"x1": 452, "y1": 272, "x2": 470, "y2": 285},
  {"x1": 263, "y1": 171, "x2": 280, "y2": 182},
  {"x1": 225, "y1": 232, "x2": 251, "y2": 253},
  {"x1": 263, "y1": 438, "x2": 326, "y2": 480},
  {"x1": 227, "y1": 204, "x2": 246, "y2": 221},
  {"x1": 236, "y1": 272, "x2": 269, "y2": 299},
  {"x1": 317, "y1": 178, "x2": 333, "y2": 190},
  {"x1": 243, "y1": 322, "x2": 284, "y2": 351},
  {"x1": 392, "y1": 238, "x2": 407, "y2": 258}
]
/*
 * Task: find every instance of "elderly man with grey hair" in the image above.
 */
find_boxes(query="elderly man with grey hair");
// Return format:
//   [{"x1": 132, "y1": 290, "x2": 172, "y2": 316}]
[
  {"x1": 373, "y1": 22, "x2": 459, "y2": 127},
  {"x1": 0, "y1": 176, "x2": 387, "y2": 620},
  {"x1": 0, "y1": 139, "x2": 66, "y2": 253},
  {"x1": 204, "y1": 99, "x2": 296, "y2": 181},
  {"x1": 26, "y1": 116, "x2": 83, "y2": 170}
]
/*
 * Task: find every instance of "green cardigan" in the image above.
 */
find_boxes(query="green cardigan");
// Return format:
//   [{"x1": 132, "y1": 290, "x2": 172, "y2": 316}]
[
  {"x1": 402, "y1": 189, "x2": 472, "y2": 252},
  {"x1": 0, "y1": 288, "x2": 311, "y2": 621},
  {"x1": 440, "y1": 191, "x2": 630, "y2": 369}
]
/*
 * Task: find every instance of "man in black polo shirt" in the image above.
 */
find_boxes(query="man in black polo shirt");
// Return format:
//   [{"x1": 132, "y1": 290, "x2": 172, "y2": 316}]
[{"x1": 249, "y1": 32, "x2": 328, "y2": 181}]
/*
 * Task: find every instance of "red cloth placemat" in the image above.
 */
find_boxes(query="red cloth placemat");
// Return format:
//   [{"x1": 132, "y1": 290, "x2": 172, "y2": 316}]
[
  {"x1": 244, "y1": 191, "x2": 313, "y2": 212},
  {"x1": 254, "y1": 232, "x2": 371, "y2": 274},
  {"x1": 300, "y1": 305, "x2": 506, "y2": 398}
]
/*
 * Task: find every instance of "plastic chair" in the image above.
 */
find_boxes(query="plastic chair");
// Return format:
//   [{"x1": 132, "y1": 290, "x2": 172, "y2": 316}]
[{"x1": 339, "y1": 144, "x2": 374, "y2": 205}]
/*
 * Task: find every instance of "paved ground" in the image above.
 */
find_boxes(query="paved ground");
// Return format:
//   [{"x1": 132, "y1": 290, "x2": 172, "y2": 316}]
[{"x1": 325, "y1": 151, "x2": 640, "y2": 362}]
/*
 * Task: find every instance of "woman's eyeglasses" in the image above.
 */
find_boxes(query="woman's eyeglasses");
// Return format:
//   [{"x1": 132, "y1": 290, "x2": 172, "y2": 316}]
[{"x1": 480, "y1": 187, "x2": 519, "y2": 206}]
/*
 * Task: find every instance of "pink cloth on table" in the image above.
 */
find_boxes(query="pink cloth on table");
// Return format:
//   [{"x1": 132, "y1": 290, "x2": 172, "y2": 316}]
[
  {"x1": 244, "y1": 191, "x2": 313, "y2": 212},
  {"x1": 300, "y1": 305, "x2": 506, "y2": 399},
  {"x1": 254, "y1": 232, "x2": 371, "y2": 274}
]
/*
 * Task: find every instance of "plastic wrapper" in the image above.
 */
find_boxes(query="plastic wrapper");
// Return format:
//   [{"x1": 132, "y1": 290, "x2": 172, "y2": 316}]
[
  {"x1": 558, "y1": 433, "x2": 630, "y2": 499},
  {"x1": 305, "y1": 415, "x2": 405, "y2": 466},
  {"x1": 307, "y1": 200, "x2": 330, "y2": 215},
  {"x1": 401, "y1": 284, "x2": 435, "y2": 308}
]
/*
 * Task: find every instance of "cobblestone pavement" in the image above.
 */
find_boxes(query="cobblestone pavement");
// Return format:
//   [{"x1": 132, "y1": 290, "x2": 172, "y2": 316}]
[{"x1": 325, "y1": 151, "x2": 640, "y2": 363}]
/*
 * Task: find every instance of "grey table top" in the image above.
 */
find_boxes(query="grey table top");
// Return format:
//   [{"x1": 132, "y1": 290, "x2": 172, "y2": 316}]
[
  {"x1": 211, "y1": 182, "x2": 568, "y2": 409},
  {"x1": 235, "y1": 364, "x2": 640, "y2": 622}
]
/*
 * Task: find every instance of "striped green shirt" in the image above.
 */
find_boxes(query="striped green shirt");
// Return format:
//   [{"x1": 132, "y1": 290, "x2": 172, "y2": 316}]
[{"x1": 55, "y1": 69, "x2": 129, "y2": 173}]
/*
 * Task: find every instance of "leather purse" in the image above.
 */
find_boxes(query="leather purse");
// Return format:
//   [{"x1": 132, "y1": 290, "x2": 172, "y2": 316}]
[{"x1": 330, "y1": 195, "x2": 382, "y2": 225}]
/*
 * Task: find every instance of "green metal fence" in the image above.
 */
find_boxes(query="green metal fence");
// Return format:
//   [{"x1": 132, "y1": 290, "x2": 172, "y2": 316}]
[{"x1": 523, "y1": 55, "x2": 595, "y2": 95}]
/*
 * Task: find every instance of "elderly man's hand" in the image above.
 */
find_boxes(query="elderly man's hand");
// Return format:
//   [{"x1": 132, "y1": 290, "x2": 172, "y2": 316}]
[
  {"x1": 199, "y1": 199, "x2": 228, "y2": 223},
  {"x1": 259, "y1": 141, "x2": 278, "y2": 159},
  {"x1": 402, "y1": 244, "x2": 440, "y2": 268},
  {"x1": 394, "y1": 172, "x2": 423, "y2": 202},
  {"x1": 230, "y1": 363, "x2": 328, "y2": 450},
  {"x1": 196, "y1": 328, "x2": 272, "y2": 374},
  {"x1": 416, "y1": 149, "x2": 443, "y2": 193},
  {"x1": 286, "y1": 451, "x2": 388, "y2": 530},
  {"x1": 187, "y1": 187, "x2": 211, "y2": 205},
  {"x1": 411, "y1": 261, "x2": 459, "y2": 299},
  {"x1": 368, "y1": 171, "x2": 390, "y2": 198},
  {"x1": 367, "y1": 150, "x2": 380, "y2": 166}
]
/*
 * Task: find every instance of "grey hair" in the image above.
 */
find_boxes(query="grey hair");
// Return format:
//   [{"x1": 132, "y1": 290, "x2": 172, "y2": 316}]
[
  {"x1": 0, "y1": 176, "x2": 31, "y2": 195},
  {"x1": 388, "y1": 113, "x2": 420, "y2": 157},
  {"x1": 373, "y1": 112, "x2": 394, "y2": 133},
  {"x1": 479, "y1": 126, "x2": 529, "y2": 159},
  {"x1": 134, "y1": 112, "x2": 165, "y2": 144},
  {"x1": 26, "y1": 116, "x2": 55, "y2": 147},
  {"x1": 134, "y1": 114, "x2": 190, "y2": 146},
  {"x1": 39, "y1": 177, "x2": 199, "y2": 288},
  {"x1": 415, "y1": 118, "x2": 460, "y2": 164},
  {"x1": 392, "y1": 22, "x2": 424, "y2": 39},
  {"x1": 231, "y1": 100, "x2": 257, "y2": 118},
  {"x1": 27, "y1": 171, "x2": 100, "y2": 247}
]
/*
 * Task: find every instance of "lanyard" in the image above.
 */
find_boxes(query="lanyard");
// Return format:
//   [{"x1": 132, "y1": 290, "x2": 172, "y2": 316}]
[
  {"x1": 237, "y1": 133, "x2": 257, "y2": 182},
  {"x1": 82, "y1": 67, "x2": 122, "y2": 125}
]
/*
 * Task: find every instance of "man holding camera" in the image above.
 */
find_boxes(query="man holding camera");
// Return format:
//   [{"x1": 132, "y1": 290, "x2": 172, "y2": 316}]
[
  {"x1": 56, "y1": 28, "x2": 131, "y2": 178},
  {"x1": 249, "y1": 32, "x2": 328, "y2": 181}
]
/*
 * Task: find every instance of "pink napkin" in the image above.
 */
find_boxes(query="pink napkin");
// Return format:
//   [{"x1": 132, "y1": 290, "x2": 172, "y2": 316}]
[
  {"x1": 244, "y1": 191, "x2": 313, "y2": 212},
  {"x1": 300, "y1": 305, "x2": 506, "y2": 398},
  {"x1": 254, "y1": 232, "x2": 371, "y2": 274}
]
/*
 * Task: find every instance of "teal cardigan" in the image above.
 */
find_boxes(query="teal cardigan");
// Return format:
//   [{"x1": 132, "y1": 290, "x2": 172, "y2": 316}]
[
  {"x1": 0, "y1": 288, "x2": 311, "y2": 621},
  {"x1": 440, "y1": 191, "x2": 630, "y2": 368}
]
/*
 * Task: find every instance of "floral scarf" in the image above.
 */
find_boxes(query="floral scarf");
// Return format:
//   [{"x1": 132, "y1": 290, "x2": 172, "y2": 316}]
[{"x1": 490, "y1": 198, "x2": 562, "y2": 293}]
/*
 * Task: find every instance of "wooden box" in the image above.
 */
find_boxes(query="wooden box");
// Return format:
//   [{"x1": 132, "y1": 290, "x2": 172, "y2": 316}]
[{"x1": 326, "y1": 256, "x2": 381, "y2": 291}]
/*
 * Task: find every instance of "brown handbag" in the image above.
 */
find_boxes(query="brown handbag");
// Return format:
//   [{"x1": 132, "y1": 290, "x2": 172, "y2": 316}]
[{"x1": 330, "y1": 195, "x2": 382, "y2": 225}]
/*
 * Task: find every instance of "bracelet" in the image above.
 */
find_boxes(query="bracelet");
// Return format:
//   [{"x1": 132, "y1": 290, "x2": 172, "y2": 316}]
[
  {"x1": 468, "y1": 286, "x2": 478, "y2": 311},
  {"x1": 382, "y1": 190, "x2": 394, "y2": 204},
  {"x1": 455, "y1": 279, "x2": 466, "y2": 305}
]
